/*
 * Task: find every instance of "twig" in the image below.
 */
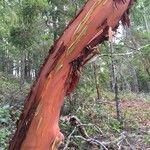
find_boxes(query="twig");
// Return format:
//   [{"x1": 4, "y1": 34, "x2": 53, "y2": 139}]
[
  {"x1": 72, "y1": 135, "x2": 108, "y2": 150},
  {"x1": 66, "y1": 115, "x2": 89, "y2": 138},
  {"x1": 117, "y1": 132, "x2": 136, "y2": 150},
  {"x1": 65, "y1": 115, "x2": 138, "y2": 149},
  {"x1": 66, "y1": 115, "x2": 108, "y2": 149},
  {"x1": 124, "y1": 43, "x2": 150, "y2": 52},
  {"x1": 117, "y1": 133, "x2": 126, "y2": 150},
  {"x1": 125, "y1": 138, "x2": 136, "y2": 150},
  {"x1": 63, "y1": 127, "x2": 76, "y2": 150}
]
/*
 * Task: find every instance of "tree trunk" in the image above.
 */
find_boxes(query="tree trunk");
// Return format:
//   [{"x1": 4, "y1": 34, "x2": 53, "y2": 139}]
[
  {"x1": 109, "y1": 42, "x2": 121, "y2": 121},
  {"x1": 93, "y1": 63, "x2": 101, "y2": 100},
  {"x1": 142, "y1": 2, "x2": 150, "y2": 32},
  {"x1": 128, "y1": 63, "x2": 139, "y2": 93},
  {"x1": 20, "y1": 50, "x2": 26, "y2": 91},
  {"x1": 109, "y1": 42, "x2": 116, "y2": 92},
  {"x1": 24, "y1": 52, "x2": 32, "y2": 82},
  {"x1": 0, "y1": 49, "x2": 6, "y2": 72},
  {"x1": 9, "y1": 0, "x2": 135, "y2": 149},
  {"x1": 114, "y1": 77, "x2": 121, "y2": 121}
]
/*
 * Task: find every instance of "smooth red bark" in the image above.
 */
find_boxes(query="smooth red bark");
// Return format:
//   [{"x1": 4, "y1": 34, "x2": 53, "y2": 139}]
[{"x1": 9, "y1": 0, "x2": 135, "y2": 149}]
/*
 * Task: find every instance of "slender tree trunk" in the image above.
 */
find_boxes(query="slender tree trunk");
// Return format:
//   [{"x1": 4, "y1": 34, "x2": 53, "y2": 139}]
[
  {"x1": 109, "y1": 42, "x2": 121, "y2": 121},
  {"x1": 51, "y1": 6, "x2": 58, "y2": 42},
  {"x1": 114, "y1": 77, "x2": 121, "y2": 121},
  {"x1": 24, "y1": 52, "x2": 32, "y2": 82},
  {"x1": 142, "y1": 3, "x2": 150, "y2": 32},
  {"x1": 93, "y1": 63, "x2": 101, "y2": 100},
  {"x1": 0, "y1": 49, "x2": 6, "y2": 72},
  {"x1": 128, "y1": 64, "x2": 139, "y2": 93},
  {"x1": 109, "y1": 42, "x2": 116, "y2": 92},
  {"x1": 8, "y1": 59, "x2": 14, "y2": 75},
  {"x1": 131, "y1": 37, "x2": 150, "y2": 84},
  {"x1": 20, "y1": 50, "x2": 25, "y2": 91}
]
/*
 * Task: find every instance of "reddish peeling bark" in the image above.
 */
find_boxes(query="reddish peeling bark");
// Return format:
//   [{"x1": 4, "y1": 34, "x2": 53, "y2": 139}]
[{"x1": 9, "y1": 0, "x2": 135, "y2": 149}]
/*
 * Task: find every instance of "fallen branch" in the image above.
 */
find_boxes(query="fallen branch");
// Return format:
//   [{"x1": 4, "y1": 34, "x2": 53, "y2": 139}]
[
  {"x1": 72, "y1": 135, "x2": 108, "y2": 150},
  {"x1": 63, "y1": 115, "x2": 138, "y2": 149},
  {"x1": 65, "y1": 115, "x2": 108, "y2": 149},
  {"x1": 66, "y1": 115, "x2": 89, "y2": 138}
]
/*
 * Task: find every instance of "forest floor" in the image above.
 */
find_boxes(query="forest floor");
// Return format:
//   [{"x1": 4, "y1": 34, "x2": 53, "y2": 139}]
[
  {"x1": 61, "y1": 92, "x2": 150, "y2": 149},
  {"x1": 107, "y1": 98, "x2": 150, "y2": 128},
  {"x1": 102, "y1": 97, "x2": 150, "y2": 149}
]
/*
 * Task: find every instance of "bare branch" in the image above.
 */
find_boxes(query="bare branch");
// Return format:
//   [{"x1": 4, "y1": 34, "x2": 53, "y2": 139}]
[
  {"x1": 124, "y1": 43, "x2": 150, "y2": 52},
  {"x1": 63, "y1": 128, "x2": 76, "y2": 150},
  {"x1": 72, "y1": 135, "x2": 108, "y2": 150}
]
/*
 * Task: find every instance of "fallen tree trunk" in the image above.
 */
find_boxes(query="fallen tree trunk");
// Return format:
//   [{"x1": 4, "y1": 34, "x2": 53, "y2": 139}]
[{"x1": 9, "y1": 0, "x2": 135, "y2": 149}]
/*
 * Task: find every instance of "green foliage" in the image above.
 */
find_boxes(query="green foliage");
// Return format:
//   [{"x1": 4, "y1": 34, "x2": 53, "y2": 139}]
[
  {"x1": 0, "y1": 104, "x2": 23, "y2": 149},
  {"x1": 0, "y1": 128, "x2": 11, "y2": 149},
  {"x1": 0, "y1": 106, "x2": 11, "y2": 149},
  {"x1": 0, "y1": 74, "x2": 19, "y2": 103},
  {"x1": 0, "y1": 106, "x2": 11, "y2": 125},
  {"x1": 0, "y1": 74, "x2": 26, "y2": 149}
]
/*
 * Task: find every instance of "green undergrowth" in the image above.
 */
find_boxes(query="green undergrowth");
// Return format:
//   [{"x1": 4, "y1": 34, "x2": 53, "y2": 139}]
[
  {"x1": 0, "y1": 73, "x2": 30, "y2": 149},
  {"x1": 0, "y1": 106, "x2": 11, "y2": 149}
]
